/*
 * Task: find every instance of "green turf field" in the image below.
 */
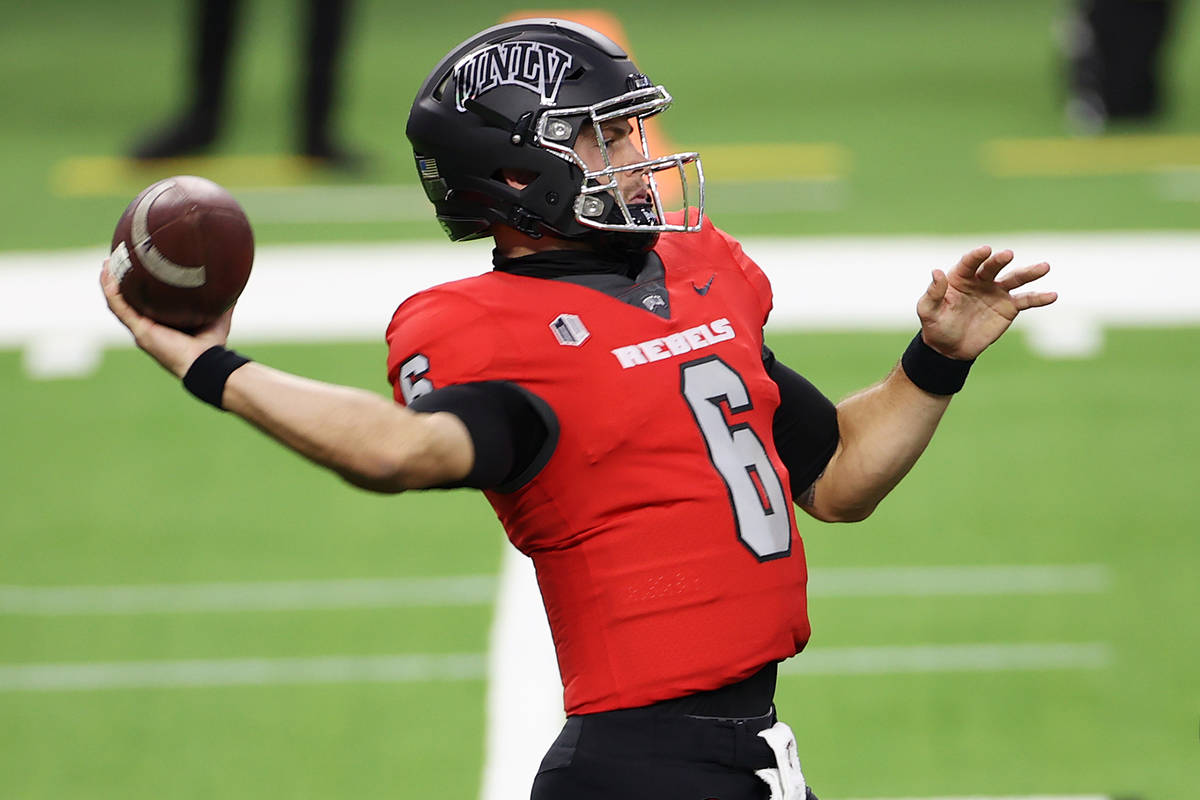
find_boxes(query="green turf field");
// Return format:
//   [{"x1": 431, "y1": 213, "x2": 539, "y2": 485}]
[
  {"x1": 5, "y1": 0, "x2": 1200, "y2": 251},
  {"x1": 3, "y1": 1, "x2": 1200, "y2": 798},
  {"x1": 2, "y1": 330, "x2": 1198, "y2": 798}
]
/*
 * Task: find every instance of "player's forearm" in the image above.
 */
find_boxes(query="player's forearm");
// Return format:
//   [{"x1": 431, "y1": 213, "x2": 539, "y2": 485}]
[
  {"x1": 220, "y1": 363, "x2": 473, "y2": 492},
  {"x1": 809, "y1": 367, "x2": 951, "y2": 522}
]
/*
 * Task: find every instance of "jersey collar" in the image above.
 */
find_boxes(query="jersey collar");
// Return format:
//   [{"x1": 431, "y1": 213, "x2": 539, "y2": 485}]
[{"x1": 492, "y1": 247, "x2": 645, "y2": 280}]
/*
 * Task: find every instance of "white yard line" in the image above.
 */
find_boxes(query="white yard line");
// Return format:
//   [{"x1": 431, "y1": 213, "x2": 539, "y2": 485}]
[
  {"x1": 780, "y1": 642, "x2": 1112, "y2": 676},
  {"x1": 0, "y1": 565, "x2": 1108, "y2": 616},
  {"x1": 0, "y1": 642, "x2": 1110, "y2": 693},
  {"x1": 6, "y1": 232, "x2": 1200, "y2": 377},
  {"x1": 0, "y1": 575, "x2": 496, "y2": 615},
  {"x1": 839, "y1": 796, "x2": 1115, "y2": 800},
  {"x1": 808, "y1": 564, "x2": 1110, "y2": 597},
  {"x1": 0, "y1": 653, "x2": 486, "y2": 692}
]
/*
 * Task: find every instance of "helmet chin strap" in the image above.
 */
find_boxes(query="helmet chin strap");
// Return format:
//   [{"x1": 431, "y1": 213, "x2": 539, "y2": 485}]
[
  {"x1": 590, "y1": 202, "x2": 661, "y2": 256},
  {"x1": 616, "y1": 202, "x2": 660, "y2": 227}
]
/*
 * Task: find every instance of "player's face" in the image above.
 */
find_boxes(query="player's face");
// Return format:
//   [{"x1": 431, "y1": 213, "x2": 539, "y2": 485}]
[{"x1": 574, "y1": 118, "x2": 651, "y2": 205}]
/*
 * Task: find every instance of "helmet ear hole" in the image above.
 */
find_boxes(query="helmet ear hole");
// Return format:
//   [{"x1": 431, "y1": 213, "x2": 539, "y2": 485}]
[{"x1": 494, "y1": 168, "x2": 540, "y2": 190}]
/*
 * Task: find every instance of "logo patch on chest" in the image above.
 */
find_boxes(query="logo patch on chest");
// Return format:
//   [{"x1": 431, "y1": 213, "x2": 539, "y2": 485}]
[{"x1": 549, "y1": 313, "x2": 590, "y2": 346}]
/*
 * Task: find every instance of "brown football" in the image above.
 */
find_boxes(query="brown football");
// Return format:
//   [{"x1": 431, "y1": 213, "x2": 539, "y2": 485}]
[{"x1": 108, "y1": 175, "x2": 254, "y2": 331}]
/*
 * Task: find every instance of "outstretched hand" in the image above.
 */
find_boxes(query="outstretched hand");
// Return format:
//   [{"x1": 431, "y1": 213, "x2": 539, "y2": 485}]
[
  {"x1": 917, "y1": 246, "x2": 1057, "y2": 361},
  {"x1": 100, "y1": 261, "x2": 234, "y2": 379}
]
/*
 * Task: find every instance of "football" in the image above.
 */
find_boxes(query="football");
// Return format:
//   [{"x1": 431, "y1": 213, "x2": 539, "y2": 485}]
[{"x1": 108, "y1": 175, "x2": 254, "y2": 331}]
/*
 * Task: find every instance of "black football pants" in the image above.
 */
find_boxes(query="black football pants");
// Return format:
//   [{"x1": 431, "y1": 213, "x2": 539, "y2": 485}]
[
  {"x1": 1072, "y1": 0, "x2": 1176, "y2": 118},
  {"x1": 529, "y1": 705, "x2": 818, "y2": 800}
]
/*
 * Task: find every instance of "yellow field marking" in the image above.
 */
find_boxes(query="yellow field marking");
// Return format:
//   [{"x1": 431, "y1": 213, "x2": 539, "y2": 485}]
[
  {"x1": 51, "y1": 143, "x2": 849, "y2": 201},
  {"x1": 983, "y1": 134, "x2": 1200, "y2": 177},
  {"x1": 51, "y1": 154, "x2": 331, "y2": 198},
  {"x1": 700, "y1": 142, "x2": 850, "y2": 182}
]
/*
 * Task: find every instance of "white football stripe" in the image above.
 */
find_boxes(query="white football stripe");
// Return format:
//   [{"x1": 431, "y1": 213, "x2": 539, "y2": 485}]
[
  {"x1": 0, "y1": 565, "x2": 1107, "y2": 616},
  {"x1": 129, "y1": 178, "x2": 208, "y2": 288}
]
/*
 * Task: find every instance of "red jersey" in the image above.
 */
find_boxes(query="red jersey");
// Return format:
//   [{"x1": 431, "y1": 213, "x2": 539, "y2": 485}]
[{"x1": 385, "y1": 215, "x2": 810, "y2": 715}]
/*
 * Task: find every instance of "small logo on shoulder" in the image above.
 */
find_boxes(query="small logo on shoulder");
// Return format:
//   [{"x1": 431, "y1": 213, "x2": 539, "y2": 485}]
[
  {"x1": 641, "y1": 294, "x2": 666, "y2": 311},
  {"x1": 692, "y1": 275, "x2": 715, "y2": 295},
  {"x1": 550, "y1": 314, "x2": 589, "y2": 346}
]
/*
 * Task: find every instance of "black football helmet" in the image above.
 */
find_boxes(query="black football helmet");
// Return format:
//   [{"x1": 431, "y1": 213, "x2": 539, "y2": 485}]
[{"x1": 406, "y1": 18, "x2": 704, "y2": 245}]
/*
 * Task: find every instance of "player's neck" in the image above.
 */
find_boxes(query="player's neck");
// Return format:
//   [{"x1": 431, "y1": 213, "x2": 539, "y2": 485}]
[{"x1": 492, "y1": 225, "x2": 594, "y2": 259}]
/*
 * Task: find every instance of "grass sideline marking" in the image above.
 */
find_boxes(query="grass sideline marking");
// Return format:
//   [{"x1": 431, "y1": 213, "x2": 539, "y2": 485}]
[
  {"x1": 0, "y1": 565, "x2": 1108, "y2": 616},
  {"x1": 0, "y1": 642, "x2": 1110, "y2": 692}
]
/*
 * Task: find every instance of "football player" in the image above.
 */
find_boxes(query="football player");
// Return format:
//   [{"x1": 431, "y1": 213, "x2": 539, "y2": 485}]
[{"x1": 101, "y1": 18, "x2": 1057, "y2": 800}]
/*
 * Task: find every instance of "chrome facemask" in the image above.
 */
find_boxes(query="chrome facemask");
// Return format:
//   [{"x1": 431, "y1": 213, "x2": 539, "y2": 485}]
[{"x1": 534, "y1": 83, "x2": 704, "y2": 234}]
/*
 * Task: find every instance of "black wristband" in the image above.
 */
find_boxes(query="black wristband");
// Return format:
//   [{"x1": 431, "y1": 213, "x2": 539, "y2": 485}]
[
  {"x1": 900, "y1": 332, "x2": 974, "y2": 395},
  {"x1": 182, "y1": 346, "x2": 251, "y2": 409}
]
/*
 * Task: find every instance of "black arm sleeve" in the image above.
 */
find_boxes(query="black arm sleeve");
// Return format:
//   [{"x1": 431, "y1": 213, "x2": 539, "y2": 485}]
[
  {"x1": 408, "y1": 381, "x2": 558, "y2": 492},
  {"x1": 763, "y1": 346, "x2": 840, "y2": 498}
]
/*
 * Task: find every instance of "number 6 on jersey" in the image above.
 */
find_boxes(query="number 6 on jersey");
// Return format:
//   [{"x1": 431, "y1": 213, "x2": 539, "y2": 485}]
[{"x1": 681, "y1": 356, "x2": 793, "y2": 561}]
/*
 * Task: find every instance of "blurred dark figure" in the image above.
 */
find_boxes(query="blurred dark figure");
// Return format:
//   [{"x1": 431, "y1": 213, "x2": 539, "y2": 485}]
[
  {"x1": 1065, "y1": 0, "x2": 1177, "y2": 131},
  {"x1": 131, "y1": 0, "x2": 362, "y2": 168}
]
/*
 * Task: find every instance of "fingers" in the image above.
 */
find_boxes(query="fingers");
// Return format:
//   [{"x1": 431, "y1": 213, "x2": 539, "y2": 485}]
[
  {"x1": 1012, "y1": 290, "x2": 1059, "y2": 311},
  {"x1": 200, "y1": 304, "x2": 236, "y2": 343},
  {"x1": 917, "y1": 268, "x2": 948, "y2": 318},
  {"x1": 975, "y1": 248, "x2": 1014, "y2": 282},
  {"x1": 100, "y1": 263, "x2": 156, "y2": 340},
  {"x1": 997, "y1": 260, "x2": 1050, "y2": 292},
  {"x1": 950, "y1": 245, "x2": 992, "y2": 278},
  {"x1": 99, "y1": 263, "x2": 135, "y2": 323}
]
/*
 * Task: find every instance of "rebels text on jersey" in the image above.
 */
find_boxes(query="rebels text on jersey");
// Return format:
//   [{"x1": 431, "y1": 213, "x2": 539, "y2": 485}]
[{"x1": 385, "y1": 215, "x2": 811, "y2": 715}]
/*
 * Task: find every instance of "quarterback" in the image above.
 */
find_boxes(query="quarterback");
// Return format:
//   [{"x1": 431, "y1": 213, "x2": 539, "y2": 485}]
[{"x1": 101, "y1": 18, "x2": 1057, "y2": 800}]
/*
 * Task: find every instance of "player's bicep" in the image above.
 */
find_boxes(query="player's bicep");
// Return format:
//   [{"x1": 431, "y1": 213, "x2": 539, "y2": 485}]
[{"x1": 409, "y1": 381, "x2": 558, "y2": 491}]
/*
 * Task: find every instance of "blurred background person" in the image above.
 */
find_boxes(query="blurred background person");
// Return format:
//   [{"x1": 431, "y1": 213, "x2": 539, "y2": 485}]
[
  {"x1": 129, "y1": 0, "x2": 363, "y2": 168},
  {"x1": 1064, "y1": 0, "x2": 1178, "y2": 131}
]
